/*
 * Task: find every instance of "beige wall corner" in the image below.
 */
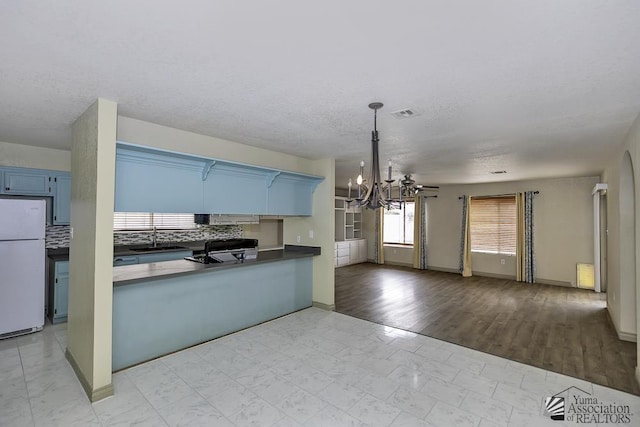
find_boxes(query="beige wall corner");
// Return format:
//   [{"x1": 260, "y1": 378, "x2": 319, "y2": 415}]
[
  {"x1": 284, "y1": 158, "x2": 335, "y2": 308},
  {"x1": 67, "y1": 98, "x2": 117, "y2": 401}
]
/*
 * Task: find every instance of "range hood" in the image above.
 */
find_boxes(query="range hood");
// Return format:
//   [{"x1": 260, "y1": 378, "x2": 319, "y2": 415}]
[{"x1": 194, "y1": 214, "x2": 260, "y2": 225}]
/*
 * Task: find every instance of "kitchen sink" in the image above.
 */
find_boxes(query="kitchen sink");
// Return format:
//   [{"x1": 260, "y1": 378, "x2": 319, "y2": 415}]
[{"x1": 131, "y1": 245, "x2": 188, "y2": 252}]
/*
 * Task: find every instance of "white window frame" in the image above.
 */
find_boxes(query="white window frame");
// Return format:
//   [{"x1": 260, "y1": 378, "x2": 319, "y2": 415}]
[{"x1": 383, "y1": 201, "x2": 415, "y2": 246}]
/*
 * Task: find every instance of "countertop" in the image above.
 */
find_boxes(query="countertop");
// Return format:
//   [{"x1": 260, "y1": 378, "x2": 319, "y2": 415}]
[
  {"x1": 47, "y1": 241, "x2": 208, "y2": 261},
  {"x1": 113, "y1": 246, "x2": 320, "y2": 286}
]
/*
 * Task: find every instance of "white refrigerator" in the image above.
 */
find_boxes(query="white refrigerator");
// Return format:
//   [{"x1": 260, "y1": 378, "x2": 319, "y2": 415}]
[{"x1": 0, "y1": 199, "x2": 46, "y2": 339}]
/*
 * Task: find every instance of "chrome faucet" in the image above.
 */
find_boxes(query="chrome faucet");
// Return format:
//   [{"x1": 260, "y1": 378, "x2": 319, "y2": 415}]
[{"x1": 151, "y1": 226, "x2": 157, "y2": 248}]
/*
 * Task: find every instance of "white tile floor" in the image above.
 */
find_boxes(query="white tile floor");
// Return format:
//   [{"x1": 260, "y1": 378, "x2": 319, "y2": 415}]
[{"x1": 1, "y1": 308, "x2": 639, "y2": 427}]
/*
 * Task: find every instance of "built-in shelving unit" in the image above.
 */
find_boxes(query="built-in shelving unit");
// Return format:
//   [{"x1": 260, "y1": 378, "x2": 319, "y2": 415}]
[
  {"x1": 335, "y1": 196, "x2": 362, "y2": 241},
  {"x1": 334, "y1": 196, "x2": 367, "y2": 267}
]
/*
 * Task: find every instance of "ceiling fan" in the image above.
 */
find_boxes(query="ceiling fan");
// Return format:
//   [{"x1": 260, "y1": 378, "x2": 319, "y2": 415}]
[{"x1": 400, "y1": 174, "x2": 439, "y2": 197}]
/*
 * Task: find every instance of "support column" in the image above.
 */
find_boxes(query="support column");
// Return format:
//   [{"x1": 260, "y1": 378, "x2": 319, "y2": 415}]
[{"x1": 66, "y1": 98, "x2": 117, "y2": 402}]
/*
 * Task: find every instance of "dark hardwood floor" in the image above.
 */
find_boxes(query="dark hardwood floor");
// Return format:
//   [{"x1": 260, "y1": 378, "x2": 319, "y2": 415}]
[{"x1": 335, "y1": 263, "x2": 640, "y2": 395}]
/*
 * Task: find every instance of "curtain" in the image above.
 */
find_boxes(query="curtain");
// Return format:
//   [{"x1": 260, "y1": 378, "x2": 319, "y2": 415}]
[
  {"x1": 413, "y1": 194, "x2": 427, "y2": 270},
  {"x1": 374, "y1": 208, "x2": 385, "y2": 264},
  {"x1": 459, "y1": 195, "x2": 473, "y2": 277},
  {"x1": 516, "y1": 191, "x2": 535, "y2": 282}
]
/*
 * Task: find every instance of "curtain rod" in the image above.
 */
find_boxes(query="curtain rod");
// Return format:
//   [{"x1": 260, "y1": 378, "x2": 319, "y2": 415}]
[{"x1": 458, "y1": 191, "x2": 539, "y2": 200}]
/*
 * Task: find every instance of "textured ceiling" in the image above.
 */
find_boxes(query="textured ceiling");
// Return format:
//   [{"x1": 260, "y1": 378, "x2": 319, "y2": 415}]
[{"x1": 1, "y1": 1, "x2": 639, "y2": 186}]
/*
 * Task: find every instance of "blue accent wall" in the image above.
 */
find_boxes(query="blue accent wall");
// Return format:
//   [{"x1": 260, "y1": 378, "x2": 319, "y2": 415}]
[{"x1": 112, "y1": 257, "x2": 313, "y2": 370}]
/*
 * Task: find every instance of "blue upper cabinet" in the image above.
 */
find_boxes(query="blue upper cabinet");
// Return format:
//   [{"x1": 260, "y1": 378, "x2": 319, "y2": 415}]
[
  {"x1": 114, "y1": 142, "x2": 324, "y2": 216},
  {"x1": 267, "y1": 173, "x2": 322, "y2": 216},
  {"x1": 115, "y1": 146, "x2": 205, "y2": 213},
  {"x1": 53, "y1": 173, "x2": 71, "y2": 225},
  {"x1": 3, "y1": 168, "x2": 52, "y2": 195},
  {"x1": 203, "y1": 163, "x2": 269, "y2": 214}
]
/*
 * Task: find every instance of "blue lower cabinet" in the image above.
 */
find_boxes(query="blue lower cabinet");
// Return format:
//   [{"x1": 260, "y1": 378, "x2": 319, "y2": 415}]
[{"x1": 51, "y1": 261, "x2": 69, "y2": 323}]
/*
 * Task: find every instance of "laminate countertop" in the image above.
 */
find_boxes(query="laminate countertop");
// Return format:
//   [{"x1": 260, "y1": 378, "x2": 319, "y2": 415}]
[
  {"x1": 113, "y1": 246, "x2": 320, "y2": 287},
  {"x1": 47, "y1": 241, "x2": 208, "y2": 261}
]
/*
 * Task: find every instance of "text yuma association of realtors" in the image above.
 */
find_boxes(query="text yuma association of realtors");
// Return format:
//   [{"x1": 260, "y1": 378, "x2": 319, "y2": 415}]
[{"x1": 567, "y1": 395, "x2": 632, "y2": 424}]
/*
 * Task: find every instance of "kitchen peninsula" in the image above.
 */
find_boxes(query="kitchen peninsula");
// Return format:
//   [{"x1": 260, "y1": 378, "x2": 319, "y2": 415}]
[{"x1": 112, "y1": 245, "x2": 320, "y2": 370}]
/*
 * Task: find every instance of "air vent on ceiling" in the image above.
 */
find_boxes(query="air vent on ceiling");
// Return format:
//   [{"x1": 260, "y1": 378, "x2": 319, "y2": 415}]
[
  {"x1": 490, "y1": 170, "x2": 507, "y2": 174},
  {"x1": 390, "y1": 108, "x2": 417, "y2": 119}
]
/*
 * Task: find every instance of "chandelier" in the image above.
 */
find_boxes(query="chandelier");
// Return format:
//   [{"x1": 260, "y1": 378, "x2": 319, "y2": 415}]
[{"x1": 347, "y1": 102, "x2": 404, "y2": 210}]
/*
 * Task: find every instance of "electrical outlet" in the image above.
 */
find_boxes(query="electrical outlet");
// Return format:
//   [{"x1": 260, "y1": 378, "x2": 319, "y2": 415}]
[
  {"x1": 309, "y1": 230, "x2": 314, "y2": 239},
  {"x1": 296, "y1": 235, "x2": 301, "y2": 243},
  {"x1": 500, "y1": 259, "x2": 505, "y2": 265},
  {"x1": 70, "y1": 227, "x2": 74, "y2": 239}
]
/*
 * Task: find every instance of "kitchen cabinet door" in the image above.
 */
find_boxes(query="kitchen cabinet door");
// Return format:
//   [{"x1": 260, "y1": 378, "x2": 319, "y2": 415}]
[
  {"x1": 53, "y1": 174, "x2": 71, "y2": 225},
  {"x1": 348, "y1": 240, "x2": 359, "y2": 262},
  {"x1": 267, "y1": 178, "x2": 314, "y2": 216},
  {"x1": 203, "y1": 164, "x2": 268, "y2": 214},
  {"x1": 115, "y1": 150, "x2": 204, "y2": 213},
  {"x1": 3, "y1": 170, "x2": 52, "y2": 195},
  {"x1": 358, "y1": 239, "x2": 368, "y2": 262},
  {"x1": 52, "y1": 261, "x2": 69, "y2": 323}
]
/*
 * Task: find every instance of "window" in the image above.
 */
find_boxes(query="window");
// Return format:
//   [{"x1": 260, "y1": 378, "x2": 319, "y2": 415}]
[
  {"x1": 383, "y1": 202, "x2": 414, "y2": 245},
  {"x1": 113, "y1": 213, "x2": 196, "y2": 230},
  {"x1": 470, "y1": 196, "x2": 516, "y2": 255}
]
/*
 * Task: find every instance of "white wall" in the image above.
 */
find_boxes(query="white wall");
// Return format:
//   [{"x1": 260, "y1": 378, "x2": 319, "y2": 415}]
[
  {"x1": 603, "y1": 113, "x2": 640, "y2": 345},
  {"x1": 117, "y1": 116, "x2": 315, "y2": 174},
  {"x1": 363, "y1": 176, "x2": 600, "y2": 286},
  {"x1": 0, "y1": 140, "x2": 70, "y2": 171},
  {"x1": 284, "y1": 158, "x2": 336, "y2": 308},
  {"x1": 67, "y1": 99, "x2": 117, "y2": 401}
]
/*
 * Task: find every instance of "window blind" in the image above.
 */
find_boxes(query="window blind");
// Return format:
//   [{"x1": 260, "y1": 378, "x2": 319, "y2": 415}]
[
  {"x1": 469, "y1": 196, "x2": 516, "y2": 255},
  {"x1": 113, "y1": 213, "x2": 196, "y2": 230}
]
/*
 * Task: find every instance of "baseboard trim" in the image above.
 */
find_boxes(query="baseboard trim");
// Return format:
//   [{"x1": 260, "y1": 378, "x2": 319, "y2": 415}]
[
  {"x1": 606, "y1": 308, "x2": 637, "y2": 342},
  {"x1": 473, "y1": 271, "x2": 516, "y2": 280},
  {"x1": 65, "y1": 349, "x2": 114, "y2": 402},
  {"x1": 381, "y1": 260, "x2": 413, "y2": 268},
  {"x1": 536, "y1": 278, "x2": 573, "y2": 288},
  {"x1": 619, "y1": 331, "x2": 638, "y2": 342},
  {"x1": 427, "y1": 266, "x2": 459, "y2": 274},
  {"x1": 312, "y1": 301, "x2": 335, "y2": 311}
]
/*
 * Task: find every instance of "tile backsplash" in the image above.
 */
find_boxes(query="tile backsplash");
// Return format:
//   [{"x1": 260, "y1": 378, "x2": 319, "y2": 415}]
[
  {"x1": 45, "y1": 225, "x2": 242, "y2": 249},
  {"x1": 46, "y1": 225, "x2": 71, "y2": 249}
]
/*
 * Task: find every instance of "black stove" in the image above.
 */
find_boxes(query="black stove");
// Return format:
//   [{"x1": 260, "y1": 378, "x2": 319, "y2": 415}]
[{"x1": 184, "y1": 239, "x2": 259, "y2": 264}]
